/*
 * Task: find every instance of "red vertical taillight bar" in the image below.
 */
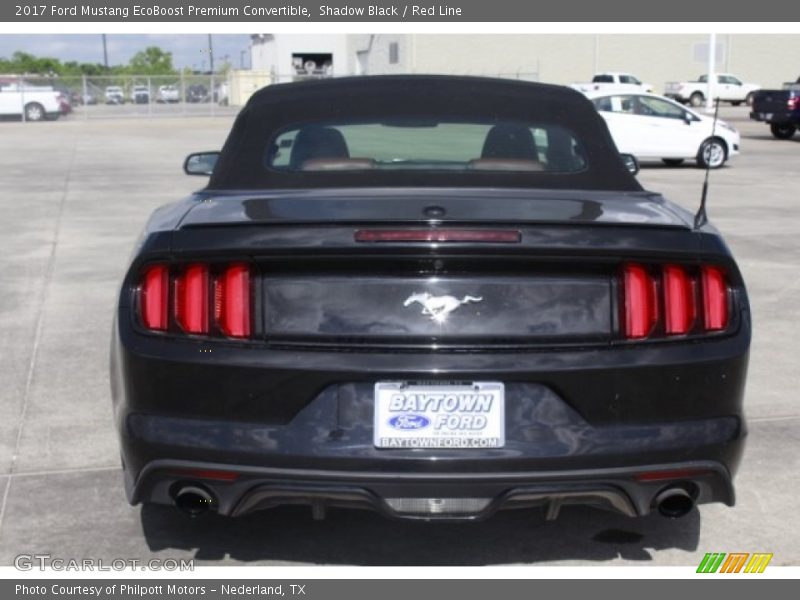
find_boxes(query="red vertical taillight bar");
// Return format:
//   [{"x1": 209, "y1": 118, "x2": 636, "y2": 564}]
[
  {"x1": 174, "y1": 264, "x2": 209, "y2": 334},
  {"x1": 214, "y1": 263, "x2": 251, "y2": 338},
  {"x1": 140, "y1": 264, "x2": 169, "y2": 330},
  {"x1": 701, "y1": 266, "x2": 729, "y2": 331},
  {"x1": 622, "y1": 264, "x2": 658, "y2": 339},
  {"x1": 663, "y1": 265, "x2": 696, "y2": 335}
]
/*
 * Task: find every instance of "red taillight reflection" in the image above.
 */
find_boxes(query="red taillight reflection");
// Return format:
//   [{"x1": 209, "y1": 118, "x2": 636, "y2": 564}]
[
  {"x1": 702, "y1": 266, "x2": 729, "y2": 330},
  {"x1": 214, "y1": 264, "x2": 251, "y2": 338},
  {"x1": 663, "y1": 265, "x2": 696, "y2": 335},
  {"x1": 634, "y1": 468, "x2": 712, "y2": 482},
  {"x1": 354, "y1": 229, "x2": 521, "y2": 243},
  {"x1": 174, "y1": 264, "x2": 209, "y2": 334},
  {"x1": 622, "y1": 264, "x2": 658, "y2": 339},
  {"x1": 141, "y1": 264, "x2": 168, "y2": 330},
  {"x1": 169, "y1": 468, "x2": 240, "y2": 482}
]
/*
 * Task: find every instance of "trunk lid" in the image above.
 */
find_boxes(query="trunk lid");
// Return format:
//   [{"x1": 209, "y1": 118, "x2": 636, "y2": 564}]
[
  {"x1": 169, "y1": 188, "x2": 706, "y2": 349},
  {"x1": 178, "y1": 188, "x2": 694, "y2": 230}
]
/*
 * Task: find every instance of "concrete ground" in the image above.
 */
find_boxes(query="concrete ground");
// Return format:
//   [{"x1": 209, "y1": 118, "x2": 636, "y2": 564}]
[{"x1": 0, "y1": 109, "x2": 797, "y2": 566}]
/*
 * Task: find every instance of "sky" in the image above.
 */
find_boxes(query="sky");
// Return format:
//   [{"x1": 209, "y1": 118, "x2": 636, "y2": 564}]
[{"x1": 0, "y1": 34, "x2": 253, "y2": 70}]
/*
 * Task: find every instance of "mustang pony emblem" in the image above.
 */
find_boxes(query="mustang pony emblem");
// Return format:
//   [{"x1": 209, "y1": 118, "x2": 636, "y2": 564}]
[{"x1": 403, "y1": 292, "x2": 483, "y2": 322}]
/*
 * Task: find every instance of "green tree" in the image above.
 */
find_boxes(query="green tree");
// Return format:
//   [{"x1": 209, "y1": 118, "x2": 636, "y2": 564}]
[{"x1": 127, "y1": 46, "x2": 176, "y2": 75}]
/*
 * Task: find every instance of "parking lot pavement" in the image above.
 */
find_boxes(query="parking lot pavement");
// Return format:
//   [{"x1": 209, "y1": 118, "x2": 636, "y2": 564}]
[{"x1": 0, "y1": 109, "x2": 797, "y2": 566}]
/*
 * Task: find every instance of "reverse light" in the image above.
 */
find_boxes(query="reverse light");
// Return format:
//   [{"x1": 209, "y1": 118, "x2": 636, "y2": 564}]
[
  {"x1": 214, "y1": 263, "x2": 252, "y2": 338},
  {"x1": 140, "y1": 264, "x2": 169, "y2": 330}
]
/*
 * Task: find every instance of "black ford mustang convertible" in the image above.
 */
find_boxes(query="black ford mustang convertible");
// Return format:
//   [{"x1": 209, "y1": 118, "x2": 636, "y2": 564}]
[{"x1": 111, "y1": 76, "x2": 750, "y2": 522}]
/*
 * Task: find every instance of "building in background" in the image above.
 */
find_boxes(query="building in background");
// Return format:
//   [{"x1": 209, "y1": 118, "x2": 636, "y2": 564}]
[{"x1": 248, "y1": 33, "x2": 800, "y2": 93}]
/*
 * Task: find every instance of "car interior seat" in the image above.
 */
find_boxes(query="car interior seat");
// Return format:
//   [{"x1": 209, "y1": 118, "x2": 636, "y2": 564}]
[{"x1": 289, "y1": 126, "x2": 351, "y2": 169}]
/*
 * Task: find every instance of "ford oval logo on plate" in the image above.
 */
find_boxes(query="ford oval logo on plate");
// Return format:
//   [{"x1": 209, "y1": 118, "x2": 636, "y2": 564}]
[{"x1": 388, "y1": 414, "x2": 431, "y2": 430}]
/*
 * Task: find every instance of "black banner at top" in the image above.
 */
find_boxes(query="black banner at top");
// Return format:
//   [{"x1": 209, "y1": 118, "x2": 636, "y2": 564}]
[{"x1": 1, "y1": 0, "x2": 797, "y2": 22}]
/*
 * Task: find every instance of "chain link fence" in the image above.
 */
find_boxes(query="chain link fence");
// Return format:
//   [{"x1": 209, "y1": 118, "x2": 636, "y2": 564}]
[{"x1": 1, "y1": 70, "x2": 539, "y2": 122}]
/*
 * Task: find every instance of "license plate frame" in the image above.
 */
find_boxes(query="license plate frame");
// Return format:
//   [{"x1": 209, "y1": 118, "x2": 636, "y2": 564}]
[{"x1": 373, "y1": 381, "x2": 505, "y2": 449}]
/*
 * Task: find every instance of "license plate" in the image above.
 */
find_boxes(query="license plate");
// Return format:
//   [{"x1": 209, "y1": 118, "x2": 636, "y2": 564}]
[
  {"x1": 762, "y1": 113, "x2": 773, "y2": 120},
  {"x1": 373, "y1": 382, "x2": 505, "y2": 449}
]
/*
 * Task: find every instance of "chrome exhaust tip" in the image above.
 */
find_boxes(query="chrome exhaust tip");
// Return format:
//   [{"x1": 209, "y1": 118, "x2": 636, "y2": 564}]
[
  {"x1": 654, "y1": 486, "x2": 695, "y2": 519},
  {"x1": 173, "y1": 484, "x2": 215, "y2": 517}
]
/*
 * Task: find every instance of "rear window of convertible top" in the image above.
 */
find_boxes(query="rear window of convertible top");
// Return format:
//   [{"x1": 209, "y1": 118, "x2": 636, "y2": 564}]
[{"x1": 264, "y1": 118, "x2": 587, "y2": 174}]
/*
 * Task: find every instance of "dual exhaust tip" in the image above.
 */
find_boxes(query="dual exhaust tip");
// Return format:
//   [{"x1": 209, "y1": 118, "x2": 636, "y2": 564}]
[
  {"x1": 171, "y1": 482, "x2": 697, "y2": 519},
  {"x1": 654, "y1": 486, "x2": 695, "y2": 519},
  {"x1": 173, "y1": 484, "x2": 215, "y2": 517}
]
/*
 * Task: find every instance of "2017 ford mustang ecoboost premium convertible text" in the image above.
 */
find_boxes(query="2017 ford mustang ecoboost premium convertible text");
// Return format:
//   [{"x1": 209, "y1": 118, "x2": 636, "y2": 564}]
[{"x1": 111, "y1": 76, "x2": 750, "y2": 522}]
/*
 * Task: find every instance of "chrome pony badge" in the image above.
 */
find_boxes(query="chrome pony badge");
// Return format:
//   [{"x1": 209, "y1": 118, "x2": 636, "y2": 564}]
[{"x1": 403, "y1": 292, "x2": 483, "y2": 323}]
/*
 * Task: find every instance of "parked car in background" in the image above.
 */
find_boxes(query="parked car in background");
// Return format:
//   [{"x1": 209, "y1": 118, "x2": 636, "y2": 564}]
[
  {"x1": 185, "y1": 83, "x2": 209, "y2": 103},
  {"x1": 664, "y1": 74, "x2": 761, "y2": 107},
  {"x1": 79, "y1": 92, "x2": 98, "y2": 105},
  {"x1": 0, "y1": 83, "x2": 62, "y2": 121},
  {"x1": 157, "y1": 85, "x2": 180, "y2": 103},
  {"x1": 112, "y1": 76, "x2": 750, "y2": 524},
  {"x1": 749, "y1": 80, "x2": 800, "y2": 139},
  {"x1": 215, "y1": 82, "x2": 229, "y2": 106},
  {"x1": 571, "y1": 72, "x2": 655, "y2": 94},
  {"x1": 105, "y1": 86, "x2": 125, "y2": 104},
  {"x1": 132, "y1": 85, "x2": 151, "y2": 104},
  {"x1": 588, "y1": 91, "x2": 740, "y2": 168}
]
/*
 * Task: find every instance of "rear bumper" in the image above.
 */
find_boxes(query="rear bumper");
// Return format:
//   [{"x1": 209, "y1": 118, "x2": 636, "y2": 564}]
[
  {"x1": 112, "y1": 294, "x2": 749, "y2": 520},
  {"x1": 750, "y1": 110, "x2": 797, "y2": 124},
  {"x1": 131, "y1": 458, "x2": 736, "y2": 521}
]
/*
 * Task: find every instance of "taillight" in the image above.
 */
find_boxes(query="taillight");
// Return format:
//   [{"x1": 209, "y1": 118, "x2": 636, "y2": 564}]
[
  {"x1": 621, "y1": 263, "x2": 730, "y2": 340},
  {"x1": 622, "y1": 264, "x2": 658, "y2": 339},
  {"x1": 140, "y1": 264, "x2": 168, "y2": 330},
  {"x1": 663, "y1": 265, "x2": 695, "y2": 335},
  {"x1": 214, "y1": 263, "x2": 251, "y2": 338},
  {"x1": 174, "y1": 264, "x2": 209, "y2": 334},
  {"x1": 787, "y1": 96, "x2": 799, "y2": 111},
  {"x1": 701, "y1": 266, "x2": 729, "y2": 330},
  {"x1": 138, "y1": 262, "x2": 252, "y2": 338}
]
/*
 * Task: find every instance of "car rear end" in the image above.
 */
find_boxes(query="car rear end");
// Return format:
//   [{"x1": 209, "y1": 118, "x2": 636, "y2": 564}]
[
  {"x1": 111, "y1": 190, "x2": 749, "y2": 522},
  {"x1": 750, "y1": 87, "x2": 800, "y2": 138},
  {"x1": 664, "y1": 82, "x2": 689, "y2": 102},
  {"x1": 112, "y1": 76, "x2": 749, "y2": 523}
]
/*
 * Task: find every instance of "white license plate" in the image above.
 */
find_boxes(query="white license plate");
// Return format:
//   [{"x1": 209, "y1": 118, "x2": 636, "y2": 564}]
[{"x1": 373, "y1": 382, "x2": 505, "y2": 449}]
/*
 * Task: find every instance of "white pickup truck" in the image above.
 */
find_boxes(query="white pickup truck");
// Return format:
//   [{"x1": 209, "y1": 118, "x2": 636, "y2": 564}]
[
  {"x1": 664, "y1": 74, "x2": 761, "y2": 107},
  {"x1": 0, "y1": 83, "x2": 62, "y2": 121},
  {"x1": 570, "y1": 72, "x2": 655, "y2": 94}
]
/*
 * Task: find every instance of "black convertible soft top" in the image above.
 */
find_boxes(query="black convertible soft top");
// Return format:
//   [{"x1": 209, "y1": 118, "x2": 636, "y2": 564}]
[{"x1": 209, "y1": 75, "x2": 642, "y2": 192}]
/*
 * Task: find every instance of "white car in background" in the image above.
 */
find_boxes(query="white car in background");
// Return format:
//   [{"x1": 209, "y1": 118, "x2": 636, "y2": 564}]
[
  {"x1": 0, "y1": 83, "x2": 62, "y2": 121},
  {"x1": 570, "y1": 72, "x2": 655, "y2": 94},
  {"x1": 586, "y1": 91, "x2": 740, "y2": 168},
  {"x1": 156, "y1": 85, "x2": 180, "y2": 103}
]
